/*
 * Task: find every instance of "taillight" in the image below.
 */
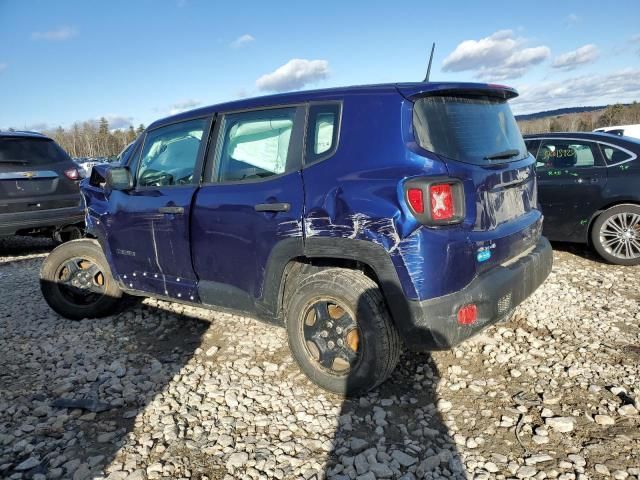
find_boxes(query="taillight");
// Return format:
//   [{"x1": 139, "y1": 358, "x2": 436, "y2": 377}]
[
  {"x1": 429, "y1": 184, "x2": 454, "y2": 221},
  {"x1": 404, "y1": 177, "x2": 464, "y2": 226},
  {"x1": 64, "y1": 168, "x2": 80, "y2": 181},
  {"x1": 407, "y1": 188, "x2": 424, "y2": 214},
  {"x1": 457, "y1": 304, "x2": 477, "y2": 325}
]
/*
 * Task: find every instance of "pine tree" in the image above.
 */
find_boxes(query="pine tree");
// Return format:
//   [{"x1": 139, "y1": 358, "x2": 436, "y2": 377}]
[{"x1": 136, "y1": 124, "x2": 145, "y2": 136}]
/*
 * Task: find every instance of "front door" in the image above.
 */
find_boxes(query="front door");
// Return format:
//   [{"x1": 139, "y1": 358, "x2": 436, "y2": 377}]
[
  {"x1": 104, "y1": 116, "x2": 211, "y2": 299},
  {"x1": 536, "y1": 138, "x2": 607, "y2": 241},
  {"x1": 191, "y1": 106, "x2": 306, "y2": 312}
]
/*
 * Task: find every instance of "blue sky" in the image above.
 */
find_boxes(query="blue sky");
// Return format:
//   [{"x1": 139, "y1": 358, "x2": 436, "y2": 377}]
[{"x1": 1, "y1": 0, "x2": 639, "y2": 131}]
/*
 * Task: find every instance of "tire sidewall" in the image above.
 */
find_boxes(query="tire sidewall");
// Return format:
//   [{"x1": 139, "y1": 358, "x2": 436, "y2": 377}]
[
  {"x1": 40, "y1": 239, "x2": 123, "y2": 319},
  {"x1": 592, "y1": 204, "x2": 640, "y2": 266},
  {"x1": 285, "y1": 271, "x2": 394, "y2": 396}
]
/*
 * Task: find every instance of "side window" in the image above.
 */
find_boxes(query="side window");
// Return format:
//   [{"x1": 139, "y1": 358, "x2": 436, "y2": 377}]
[
  {"x1": 536, "y1": 140, "x2": 600, "y2": 169},
  {"x1": 600, "y1": 144, "x2": 632, "y2": 164},
  {"x1": 306, "y1": 103, "x2": 341, "y2": 163},
  {"x1": 137, "y1": 119, "x2": 207, "y2": 187},
  {"x1": 215, "y1": 108, "x2": 296, "y2": 182},
  {"x1": 525, "y1": 140, "x2": 540, "y2": 159}
]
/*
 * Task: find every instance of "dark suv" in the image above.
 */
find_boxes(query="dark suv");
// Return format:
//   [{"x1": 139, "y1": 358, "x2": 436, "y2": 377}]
[
  {"x1": 0, "y1": 131, "x2": 84, "y2": 241},
  {"x1": 40, "y1": 82, "x2": 552, "y2": 394}
]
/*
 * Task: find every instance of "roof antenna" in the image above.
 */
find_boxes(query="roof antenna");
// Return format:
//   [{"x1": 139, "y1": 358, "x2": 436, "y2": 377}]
[{"x1": 423, "y1": 42, "x2": 436, "y2": 82}]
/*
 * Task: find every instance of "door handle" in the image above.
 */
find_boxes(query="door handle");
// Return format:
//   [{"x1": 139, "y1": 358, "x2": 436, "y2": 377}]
[
  {"x1": 158, "y1": 206, "x2": 184, "y2": 214},
  {"x1": 577, "y1": 177, "x2": 599, "y2": 184},
  {"x1": 254, "y1": 202, "x2": 290, "y2": 212}
]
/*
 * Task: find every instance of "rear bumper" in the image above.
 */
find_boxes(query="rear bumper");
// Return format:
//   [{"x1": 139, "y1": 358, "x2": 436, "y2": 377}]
[
  {"x1": 397, "y1": 236, "x2": 553, "y2": 350},
  {"x1": 0, "y1": 206, "x2": 85, "y2": 236}
]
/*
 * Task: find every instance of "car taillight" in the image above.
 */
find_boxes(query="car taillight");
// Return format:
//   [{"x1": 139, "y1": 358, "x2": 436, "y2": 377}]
[
  {"x1": 407, "y1": 188, "x2": 424, "y2": 214},
  {"x1": 64, "y1": 168, "x2": 80, "y2": 181},
  {"x1": 429, "y1": 183, "x2": 454, "y2": 221},
  {"x1": 457, "y1": 304, "x2": 477, "y2": 325},
  {"x1": 404, "y1": 177, "x2": 464, "y2": 226}
]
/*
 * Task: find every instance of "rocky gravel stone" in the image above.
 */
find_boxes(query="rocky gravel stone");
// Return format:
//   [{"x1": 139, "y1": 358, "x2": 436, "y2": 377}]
[{"x1": 1, "y1": 237, "x2": 639, "y2": 479}]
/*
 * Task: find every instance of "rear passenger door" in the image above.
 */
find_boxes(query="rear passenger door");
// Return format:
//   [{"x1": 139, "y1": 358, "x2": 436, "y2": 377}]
[
  {"x1": 191, "y1": 106, "x2": 306, "y2": 312},
  {"x1": 536, "y1": 139, "x2": 607, "y2": 241}
]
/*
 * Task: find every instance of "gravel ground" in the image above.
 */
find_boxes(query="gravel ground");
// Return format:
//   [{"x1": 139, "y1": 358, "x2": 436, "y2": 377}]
[{"x1": 0, "y1": 236, "x2": 638, "y2": 480}]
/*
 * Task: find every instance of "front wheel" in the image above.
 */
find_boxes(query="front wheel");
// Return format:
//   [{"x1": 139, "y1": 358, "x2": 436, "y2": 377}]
[
  {"x1": 591, "y1": 204, "x2": 640, "y2": 266},
  {"x1": 285, "y1": 268, "x2": 401, "y2": 396},
  {"x1": 40, "y1": 239, "x2": 124, "y2": 320}
]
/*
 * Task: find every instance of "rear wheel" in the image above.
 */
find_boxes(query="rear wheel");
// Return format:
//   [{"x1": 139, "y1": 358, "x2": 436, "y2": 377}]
[
  {"x1": 40, "y1": 239, "x2": 124, "y2": 319},
  {"x1": 285, "y1": 268, "x2": 401, "y2": 396},
  {"x1": 591, "y1": 204, "x2": 640, "y2": 266}
]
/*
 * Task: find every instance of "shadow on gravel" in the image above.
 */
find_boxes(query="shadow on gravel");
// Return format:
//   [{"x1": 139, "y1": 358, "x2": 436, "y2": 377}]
[
  {"x1": 550, "y1": 241, "x2": 605, "y2": 264},
  {"x1": 322, "y1": 290, "x2": 466, "y2": 479},
  {"x1": 0, "y1": 278, "x2": 208, "y2": 479}
]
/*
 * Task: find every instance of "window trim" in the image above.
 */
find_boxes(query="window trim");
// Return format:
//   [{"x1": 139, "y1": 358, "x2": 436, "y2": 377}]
[
  {"x1": 203, "y1": 104, "x2": 306, "y2": 186},
  {"x1": 303, "y1": 101, "x2": 343, "y2": 166},
  {"x1": 529, "y1": 136, "x2": 637, "y2": 168},
  {"x1": 535, "y1": 139, "x2": 605, "y2": 170},
  {"x1": 132, "y1": 115, "x2": 213, "y2": 191}
]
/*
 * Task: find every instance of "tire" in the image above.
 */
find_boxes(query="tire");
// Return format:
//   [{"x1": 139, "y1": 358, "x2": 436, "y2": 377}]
[
  {"x1": 591, "y1": 204, "x2": 640, "y2": 266},
  {"x1": 40, "y1": 239, "x2": 124, "y2": 320},
  {"x1": 285, "y1": 267, "x2": 402, "y2": 396}
]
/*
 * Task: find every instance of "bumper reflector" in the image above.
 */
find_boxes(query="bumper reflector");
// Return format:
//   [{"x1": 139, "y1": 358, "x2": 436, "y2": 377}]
[{"x1": 457, "y1": 304, "x2": 478, "y2": 325}]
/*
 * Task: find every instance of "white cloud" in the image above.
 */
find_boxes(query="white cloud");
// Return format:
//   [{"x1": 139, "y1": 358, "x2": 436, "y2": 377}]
[
  {"x1": 31, "y1": 26, "x2": 78, "y2": 41},
  {"x1": 566, "y1": 13, "x2": 580, "y2": 25},
  {"x1": 510, "y1": 69, "x2": 640, "y2": 114},
  {"x1": 256, "y1": 59, "x2": 329, "y2": 92},
  {"x1": 168, "y1": 99, "x2": 202, "y2": 115},
  {"x1": 442, "y1": 30, "x2": 550, "y2": 81},
  {"x1": 552, "y1": 44, "x2": 599, "y2": 70},
  {"x1": 230, "y1": 34, "x2": 255, "y2": 48}
]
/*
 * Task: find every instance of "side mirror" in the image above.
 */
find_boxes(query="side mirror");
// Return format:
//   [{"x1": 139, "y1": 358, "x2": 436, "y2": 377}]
[{"x1": 106, "y1": 167, "x2": 134, "y2": 191}]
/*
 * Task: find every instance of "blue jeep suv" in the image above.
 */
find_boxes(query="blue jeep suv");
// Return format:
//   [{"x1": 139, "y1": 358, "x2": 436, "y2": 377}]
[{"x1": 39, "y1": 82, "x2": 552, "y2": 394}]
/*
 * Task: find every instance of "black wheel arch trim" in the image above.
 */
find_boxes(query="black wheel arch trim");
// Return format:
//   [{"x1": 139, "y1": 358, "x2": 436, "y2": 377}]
[{"x1": 258, "y1": 236, "x2": 411, "y2": 331}]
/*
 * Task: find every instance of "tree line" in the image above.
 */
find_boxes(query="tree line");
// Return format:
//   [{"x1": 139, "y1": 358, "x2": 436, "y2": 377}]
[
  {"x1": 42, "y1": 118, "x2": 146, "y2": 159},
  {"x1": 21, "y1": 102, "x2": 640, "y2": 158},
  {"x1": 518, "y1": 102, "x2": 640, "y2": 135}
]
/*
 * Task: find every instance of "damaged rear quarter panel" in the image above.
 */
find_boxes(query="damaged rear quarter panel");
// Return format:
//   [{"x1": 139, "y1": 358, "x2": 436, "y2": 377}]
[{"x1": 301, "y1": 93, "x2": 460, "y2": 300}]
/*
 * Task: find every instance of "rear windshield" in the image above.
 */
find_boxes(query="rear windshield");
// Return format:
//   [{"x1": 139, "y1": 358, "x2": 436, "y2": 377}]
[
  {"x1": 413, "y1": 95, "x2": 528, "y2": 165},
  {"x1": 0, "y1": 137, "x2": 71, "y2": 165}
]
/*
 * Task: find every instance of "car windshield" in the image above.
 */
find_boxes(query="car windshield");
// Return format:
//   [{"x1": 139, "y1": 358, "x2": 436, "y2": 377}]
[
  {"x1": 413, "y1": 95, "x2": 528, "y2": 165},
  {"x1": 0, "y1": 137, "x2": 71, "y2": 165}
]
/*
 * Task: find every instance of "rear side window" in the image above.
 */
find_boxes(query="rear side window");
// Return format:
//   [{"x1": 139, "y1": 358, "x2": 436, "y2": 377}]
[
  {"x1": 0, "y1": 138, "x2": 70, "y2": 166},
  {"x1": 413, "y1": 95, "x2": 527, "y2": 165},
  {"x1": 536, "y1": 140, "x2": 601, "y2": 168},
  {"x1": 306, "y1": 103, "x2": 340, "y2": 163},
  {"x1": 215, "y1": 108, "x2": 296, "y2": 182},
  {"x1": 600, "y1": 144, "x2": 632, "y2": 164}
]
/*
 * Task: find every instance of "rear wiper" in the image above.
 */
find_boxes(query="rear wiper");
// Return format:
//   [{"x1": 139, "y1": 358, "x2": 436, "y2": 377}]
[{"x1": 484, "y1": 149, "x2": 521, "y2": 161}]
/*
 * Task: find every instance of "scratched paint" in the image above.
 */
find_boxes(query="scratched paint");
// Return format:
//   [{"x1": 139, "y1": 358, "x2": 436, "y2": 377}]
[{"x1": 303, "y1": 212, "x2": 426, "y2": 298}]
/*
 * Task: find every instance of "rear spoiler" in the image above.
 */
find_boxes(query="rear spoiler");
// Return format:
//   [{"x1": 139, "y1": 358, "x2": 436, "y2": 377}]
[{"x1": 396, "y1": 82, "x2": 519, "y2": 101}]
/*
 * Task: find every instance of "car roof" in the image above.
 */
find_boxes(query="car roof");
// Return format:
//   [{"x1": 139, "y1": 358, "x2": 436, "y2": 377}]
[
  {"x1": 525, "y1": 131, "x2": 633, "y2": 141},
  {"x1": 524, "y1": 131, "x2": 640, "y2": 149},
  {"x1": 148, "y1": 81, "x2": 518, "y2": 130},
  {"x1": 0, "y1": 130, "x2": 52, "y2": 140}
]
